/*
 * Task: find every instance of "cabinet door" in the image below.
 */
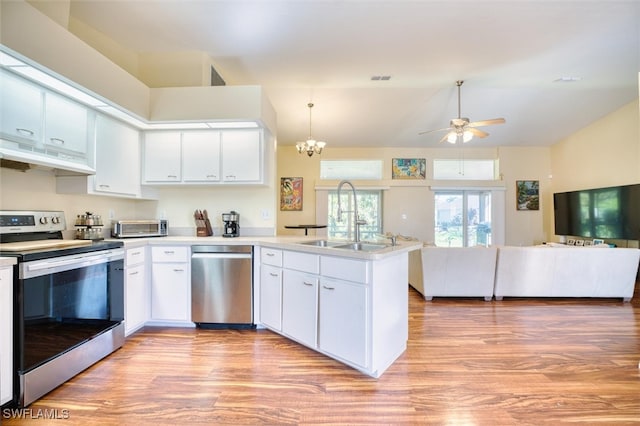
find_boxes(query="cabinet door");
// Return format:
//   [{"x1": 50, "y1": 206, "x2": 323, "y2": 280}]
[
  {"x1": 0, "y1": 267, "x2": 13, "y2": 405},
  {"x1": 282, "y1": 269, "x2": 318, "y2": 348},
  {"x1": 0, "y1": 69, "x2": 43, "y2": 144},
  {"x1": 260, "y1": 264, "x2": 282, "y2": 331},
  {"x1": 182, "y1": 131, "x2": 221, "y2": 182},
  {"x1": 125, "y1": 263, "x2": 147, "y2": 336},
  {"x1": 151, "y1": 263, "x2": 189, "y2": 321},
  {"x1": 44, "y1": 91, "x2": 89, "y2": 156},
  {"x1": 144, "y1": 132, "x2": 181, "y2": 182},
  {"x1": 221, "y1": 130, "x2": 262, "y2": 182},
  {"x1": 319, "y1": 278, "x2": 368, "y2": 368},
  {"x1": 94, "y1": 114, "x2": 141, "y2": 196}
]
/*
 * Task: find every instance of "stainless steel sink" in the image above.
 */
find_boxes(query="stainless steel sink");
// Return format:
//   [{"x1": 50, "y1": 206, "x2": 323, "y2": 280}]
[
  {"x1": 298, "y1": 239, "x2": 342, "y2": 247},
  {"x1": 334, "y1": 242, "x2": 389, "y2": 252}
]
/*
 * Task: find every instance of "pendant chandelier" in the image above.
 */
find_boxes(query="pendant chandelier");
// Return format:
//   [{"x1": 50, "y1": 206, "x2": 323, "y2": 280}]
[{"x1": 296, "y1": 102, "x2": 326, "y2": 157}]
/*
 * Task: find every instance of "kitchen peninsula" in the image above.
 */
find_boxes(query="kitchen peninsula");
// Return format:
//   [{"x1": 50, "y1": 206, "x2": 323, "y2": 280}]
[{"x1": 119, "y1": 236, "x2": 421, "y2": 378}]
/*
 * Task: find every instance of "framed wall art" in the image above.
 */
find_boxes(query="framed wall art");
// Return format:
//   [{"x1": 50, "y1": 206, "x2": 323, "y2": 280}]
[
  {"x1": 280, "y1": 177, "x2": 303, "y2": 211},
  {"x1": 392, "y1": 158, "x2": 426, "y2": 180},
  {"x1": 516, "y1": 180, "x2": 539, "y2": 210}
]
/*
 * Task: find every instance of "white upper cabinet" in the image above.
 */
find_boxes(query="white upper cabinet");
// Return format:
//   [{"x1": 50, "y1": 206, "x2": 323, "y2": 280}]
[
  {"x1": 44, "y1": 91, "x2": 89, "y2": 157},
  {"x1": 0, "y1": 69, "x2": 43, "y2": 144},
  {"x1": 94, "y1": 114, "x2": 141, "y2": 196},
  {"x1": 0, "y1": 69, "x2": 93, "y2": 172},
  {"x1": 221, "y1": 129, "x2": 262, "y2": 182},
  {"x1": 143, "y1": 131, "x2": 182, "y2": 182},
  {"x1": 143, "y1": 129, "x2": 263, "y2": 185},
  {"x1": 182, "y1": 131, "x2": 221, "y2": 182}
]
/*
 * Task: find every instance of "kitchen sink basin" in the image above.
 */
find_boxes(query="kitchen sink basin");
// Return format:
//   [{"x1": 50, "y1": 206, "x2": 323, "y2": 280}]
[
  {"x1": 298, "y1": 239, "x2": 342, "y2": 247},
  {"x1": 334, "y1": 242, "x2": 389, "y2": 252}
]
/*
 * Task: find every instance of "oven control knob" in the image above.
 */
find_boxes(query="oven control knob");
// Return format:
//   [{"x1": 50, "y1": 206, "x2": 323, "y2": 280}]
[
  {"x1": 51, "y1": 216, "x2": 60, "y2": 224},
  {"x1": 39, "y1": 217, "x2": 49, "y2": 224}
]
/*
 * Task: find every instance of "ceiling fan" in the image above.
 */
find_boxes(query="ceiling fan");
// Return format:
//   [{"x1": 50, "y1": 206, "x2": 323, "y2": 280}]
[{"x1": 419, "y1": 80, "x2": 505, "y2": 144}]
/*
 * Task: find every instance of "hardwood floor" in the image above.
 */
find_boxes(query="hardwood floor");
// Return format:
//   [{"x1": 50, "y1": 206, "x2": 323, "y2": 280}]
[{"x1": 5, "y1": 284, "x2": 640, "y2": 425}]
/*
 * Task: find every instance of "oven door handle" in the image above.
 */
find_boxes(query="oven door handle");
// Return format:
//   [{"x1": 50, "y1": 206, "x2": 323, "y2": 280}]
[{"x1": 23, "y1": 249, "x2": 124, "y2": 277}]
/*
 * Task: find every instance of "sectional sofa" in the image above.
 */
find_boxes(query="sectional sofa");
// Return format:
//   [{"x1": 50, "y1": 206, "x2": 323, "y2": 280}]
[{"x1": 409, "y1": 244, "x2": 640, "y2": 302}]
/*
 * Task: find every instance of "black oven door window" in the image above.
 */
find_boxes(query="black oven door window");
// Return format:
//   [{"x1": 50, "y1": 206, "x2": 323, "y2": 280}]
[{"x1": 19, "y1": 259, "x2": 124, "y2": 372}]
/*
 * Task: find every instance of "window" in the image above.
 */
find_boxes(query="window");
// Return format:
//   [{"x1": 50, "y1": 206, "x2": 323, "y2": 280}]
[
  {"x1": 327, "y1": 190, "x2": 382, "y2": 240},
  {"x1": 320, "y1": 160, "x2": 383, "y2": 180},
  {"x1": 434, "y1": 190, "x2": 492, "y2": 247},
  {"x1": 433, "y1": 159, "x2": 497, "y2": 180}
]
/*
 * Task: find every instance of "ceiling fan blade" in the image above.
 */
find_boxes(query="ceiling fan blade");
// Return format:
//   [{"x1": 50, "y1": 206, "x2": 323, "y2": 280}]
[
  {"x1": 418, "y1": 127, "x2": 452, "y2": 136},
  {"x1": 468, "y1": 118, "x2": 505, "y2": 127},
  {"x1": 467, "y1": 127, "x2": 489, "y2": 138},
  {"x1": 438, "y1": 133, "x2": 451, "y2": 143}
]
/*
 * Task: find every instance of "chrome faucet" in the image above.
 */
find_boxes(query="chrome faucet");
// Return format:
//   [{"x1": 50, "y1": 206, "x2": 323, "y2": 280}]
[{"x1": 336, "y1": 180, "x2": 367, "y2": 242}]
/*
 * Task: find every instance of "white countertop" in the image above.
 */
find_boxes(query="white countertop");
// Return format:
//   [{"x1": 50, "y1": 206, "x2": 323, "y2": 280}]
[
  {"x1": 0, "y1": 257, "x2": 17, "y2": 267},
  {"x1": 110, "y1": 235, "x2": 422, "y2": 260}
]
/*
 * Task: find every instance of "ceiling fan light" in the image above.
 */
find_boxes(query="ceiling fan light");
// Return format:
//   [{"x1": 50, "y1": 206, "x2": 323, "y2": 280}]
[
  {"x1": 463, "y1": 130, "x2": 473, "y2": 143},
  {"x1": 447, "y1": 132, "x2": 457, "y2": 144}
]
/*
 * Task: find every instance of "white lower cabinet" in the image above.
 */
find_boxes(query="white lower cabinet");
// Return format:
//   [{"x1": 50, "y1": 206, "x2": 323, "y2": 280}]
[
  {"x1": 150, "y1": 246, "x2": 191, "y2": 323},
  {"x1": 258, "y1": 248, "x2": 409, "y2": 378},
  {"x1": 282, "y1": 269, "x2": 318, "y2": 348},
  {"x1": 1, "y1": 266, "x2": 13, "y2": 405},
  {"x1": 259, "y1": 264, "x2": 282, "y2": 331},
  {"x1": 124, "y1": 246, "x2": 148, "y2": 336},
  {"x1": 318, "y1": 277, "x2": 368, "y2": 368}
]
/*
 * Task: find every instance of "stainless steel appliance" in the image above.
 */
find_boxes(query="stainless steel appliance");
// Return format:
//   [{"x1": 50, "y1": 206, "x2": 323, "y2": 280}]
[
  {"x1": 191, "y1": 245, "x2": 253, "y2": 328},
  {"x1": 111, "y1": 219, "x2": 168, "y2": 238},
  {"x1": 0, "y1": 210, "x2": 124, "y2": 407},
  {"x1": 222, "y1": 211, "x2": 240, "y2": 237}
]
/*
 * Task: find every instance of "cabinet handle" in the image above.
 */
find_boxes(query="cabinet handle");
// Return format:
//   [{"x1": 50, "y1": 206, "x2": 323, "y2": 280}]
[
  {"x1": 49, "y1": 137, "x2": 65, "y2": 145},
  {"x1": 128, "y1": 271, "x2": 139, "y2": 276},
  {"x1": 269, "y1": 272, "x2": 279, "y2": 277},
  {"x1": 164, "y1": 250, "x2": 175, "y2": 254},
  {"x1": 167, "y1": 175, "x2": 178, "y2": 179},
  {"x1": 98, "y1": 184, "x2": 111, "y2": 189},
  {"x1": 303, "y1": 281, "x2": 314, "y2": 286},
  {"x1": 173, "y1": 268, "x2": 184, "y2": 272},
  {"x1": 225, "y1": 175, "x2": 236, "y2": 180},
  {"x1": 322, "y1": 285, "x2": 335, "y2": 290},
  {"x1": 266, "y1": 253, "x2": 275, "y2": 257},
  {"x1": 16, "y1": 128, "x2": 34, "y2": 136},
  {"x1": 206, "y1": 174, "x2": 217, "y2": 178}
]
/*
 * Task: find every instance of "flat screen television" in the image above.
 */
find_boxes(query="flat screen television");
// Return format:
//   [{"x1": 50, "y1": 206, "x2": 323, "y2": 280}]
[{"x1": 553, "y1": 183, "x2": 640, "y2": 240}]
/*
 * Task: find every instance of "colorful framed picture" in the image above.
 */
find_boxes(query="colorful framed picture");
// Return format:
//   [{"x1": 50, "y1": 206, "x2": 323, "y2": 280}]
[
  {"x1": 280, "y1": 177, "x2": 303, "y2": 211},
  {"x1": 516, "y1": 180, "x2": 540, "y2": 210},
  {"x1": 392, "y1": 158, "x2": 426, "y2": 180}
]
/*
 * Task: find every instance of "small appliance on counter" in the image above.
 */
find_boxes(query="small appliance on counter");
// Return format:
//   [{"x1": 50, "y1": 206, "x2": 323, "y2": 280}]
[
  {"x1": 111, "y1": 219, "x2": 168, "y2": 238},
  {"x1": 222, "y1": 211, "x2": 240, "y2": 237},
  {"x1": 75, "y1": 211, "x2": 104, "y2": 240}
]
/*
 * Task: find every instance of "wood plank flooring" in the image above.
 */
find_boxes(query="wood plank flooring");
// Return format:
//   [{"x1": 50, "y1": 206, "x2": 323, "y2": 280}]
[{"x1": 4, "y1": 284, "x2": 640, "y2": 425}]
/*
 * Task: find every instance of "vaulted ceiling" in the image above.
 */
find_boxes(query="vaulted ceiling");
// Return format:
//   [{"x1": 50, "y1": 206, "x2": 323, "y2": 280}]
[{"x1": 64, "y1": 0, "x2": 640, "y2": 148}]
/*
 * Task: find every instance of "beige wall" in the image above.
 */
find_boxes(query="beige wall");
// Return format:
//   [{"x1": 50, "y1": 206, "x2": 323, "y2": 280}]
[
  {"x1": 276, "y1": 145, "x2": 551, "y2": 245},
  {"x1": 547, "y1": 98, "x2": 640, "y2": 247}
]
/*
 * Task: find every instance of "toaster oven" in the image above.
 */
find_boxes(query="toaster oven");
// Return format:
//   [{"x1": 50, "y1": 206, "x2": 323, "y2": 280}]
[{"x1": 112, "y1": 219, "x2": 168, "y2": 238}]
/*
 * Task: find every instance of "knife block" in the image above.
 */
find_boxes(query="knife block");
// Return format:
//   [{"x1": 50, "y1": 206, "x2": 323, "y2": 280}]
[{"x1": 196, "y1": 219, "x2": 213, "y2": 237}]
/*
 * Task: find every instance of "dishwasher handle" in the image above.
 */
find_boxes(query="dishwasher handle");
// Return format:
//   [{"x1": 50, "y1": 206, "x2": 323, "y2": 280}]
[{"x1": 191, "y1": 252, "x2": 252, "y2": 260}]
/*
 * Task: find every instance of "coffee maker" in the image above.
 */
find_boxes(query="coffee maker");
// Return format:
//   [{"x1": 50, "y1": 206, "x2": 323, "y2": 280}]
[{"x1": 222, "y1": 211, "x2": 240, "y2": 237}]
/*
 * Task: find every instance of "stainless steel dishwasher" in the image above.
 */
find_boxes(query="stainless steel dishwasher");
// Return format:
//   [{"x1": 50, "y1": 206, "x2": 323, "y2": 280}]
[{"x1": 191, "y1": 245, "x2": 254, "y2": 328}]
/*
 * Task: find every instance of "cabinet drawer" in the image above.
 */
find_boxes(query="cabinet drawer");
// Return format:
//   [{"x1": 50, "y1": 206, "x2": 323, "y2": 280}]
[
  {"x1": 126, "y1": 247, "x2": 147, "y2": 266},
  {"x1": 151, "y1": 246, "x2": 189, "y2": 262},
  {"x1": 261, "y1": 248, "x2": 283, "y2": 267},
  {"x1": 283, "y1": 251, "x2": 319, "y2": 274},
  {"x1": 321, "y1": 256, "x2": 369, "y2": 283}
]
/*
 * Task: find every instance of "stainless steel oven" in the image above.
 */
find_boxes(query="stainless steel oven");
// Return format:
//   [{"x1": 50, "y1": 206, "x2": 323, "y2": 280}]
[{"x1": 0, "y1": 210, "x2": 125, "y2": 408}]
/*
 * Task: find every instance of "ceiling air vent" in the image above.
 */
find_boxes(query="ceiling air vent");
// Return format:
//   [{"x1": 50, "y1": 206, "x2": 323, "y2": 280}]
[{"x1": 210, "y1": 66, "x2": 226, "y2": 86}]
